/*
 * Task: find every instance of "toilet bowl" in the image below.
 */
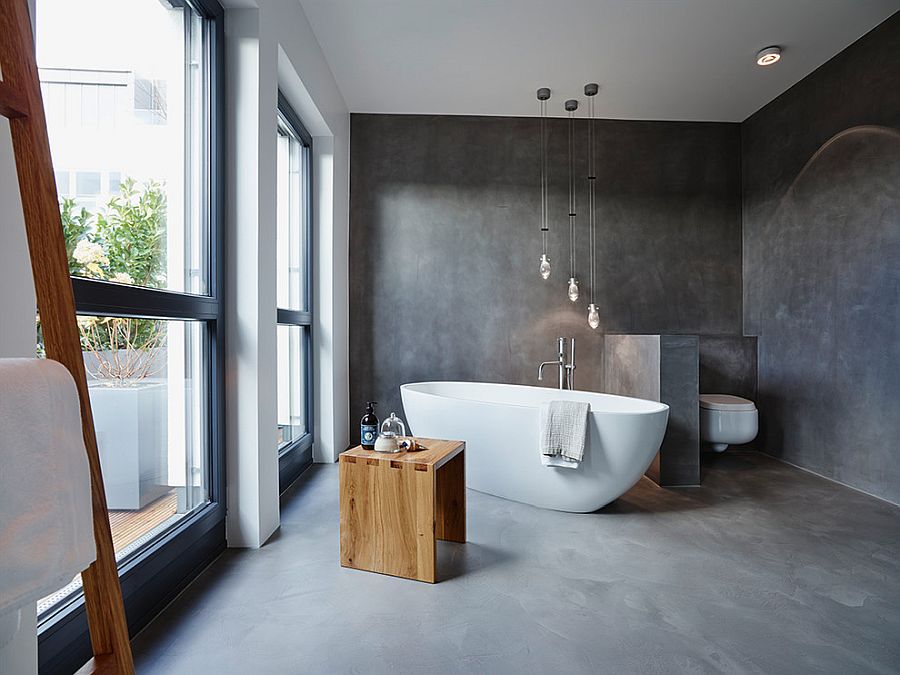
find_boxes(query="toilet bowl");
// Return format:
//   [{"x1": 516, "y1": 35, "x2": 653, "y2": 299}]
[{"x1": 699, "y1": 394, "x2": 758, "y2": 452}]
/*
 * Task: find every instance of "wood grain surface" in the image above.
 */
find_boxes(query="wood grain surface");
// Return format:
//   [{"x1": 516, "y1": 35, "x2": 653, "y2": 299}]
[{"x1": 340, "y1": 439, "x2": 465, "y2": 583}]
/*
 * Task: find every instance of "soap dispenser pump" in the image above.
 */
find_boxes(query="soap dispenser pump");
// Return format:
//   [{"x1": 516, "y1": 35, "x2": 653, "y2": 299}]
[{"x1": 360, "y1": 401, "x2": 378, "y2": 450}]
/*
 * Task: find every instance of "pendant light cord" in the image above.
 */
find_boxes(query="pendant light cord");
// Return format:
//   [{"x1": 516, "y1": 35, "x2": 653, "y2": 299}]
[
  {"x1": 588, "y1": 93, "x2": 596, "y2": 303},
  {"x1": 540, "y1": 98, "x2": 547, "y2": 254},
  {"x1": 568, "y1": 107, "x2": 575, "y2": 279}
]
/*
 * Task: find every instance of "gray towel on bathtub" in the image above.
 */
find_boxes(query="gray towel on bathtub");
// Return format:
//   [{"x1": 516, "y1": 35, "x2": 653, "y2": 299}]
[{"x1": 540, "y1": 400, "x2": 590, "y2": 463}]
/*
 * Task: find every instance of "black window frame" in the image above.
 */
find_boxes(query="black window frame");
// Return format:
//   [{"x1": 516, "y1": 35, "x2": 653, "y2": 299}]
[
  {"x1": 275, "y1": 91, "x2": 314, "y2": 493},
  {"x1": 37, "y1": 1, "x2": 227, "y2": 672}
]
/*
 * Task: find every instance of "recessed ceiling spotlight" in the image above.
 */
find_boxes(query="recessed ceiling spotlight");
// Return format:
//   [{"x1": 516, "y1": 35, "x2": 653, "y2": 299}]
[{"x1": 756, "y1": 46, "x2": 782, "y2": 66}]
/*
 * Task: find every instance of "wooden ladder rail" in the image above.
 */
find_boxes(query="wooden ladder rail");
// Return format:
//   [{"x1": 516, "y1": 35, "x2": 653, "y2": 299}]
[{"x1": 0, "y1": 1, "x2": 135, "y2": 673}]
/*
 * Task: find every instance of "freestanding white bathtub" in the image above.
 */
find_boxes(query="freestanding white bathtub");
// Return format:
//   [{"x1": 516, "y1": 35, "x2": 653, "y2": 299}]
[{"x1": 401, "y1": 382, "x2": 669, "y2": 513}]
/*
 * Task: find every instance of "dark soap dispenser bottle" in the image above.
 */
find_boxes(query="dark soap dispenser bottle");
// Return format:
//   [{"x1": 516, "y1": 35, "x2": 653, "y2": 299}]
[{"x1": 360, "y1": 401, "x2": 378, "y2": 450}]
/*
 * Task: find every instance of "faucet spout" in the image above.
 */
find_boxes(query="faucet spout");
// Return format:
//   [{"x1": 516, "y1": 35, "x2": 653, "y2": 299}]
[
  {"x1": 538, "y1": 360, "x2": 558, "y2": 381},
  {"x1": 537, "y1": 337, "x2": 575, "y2": 390}
]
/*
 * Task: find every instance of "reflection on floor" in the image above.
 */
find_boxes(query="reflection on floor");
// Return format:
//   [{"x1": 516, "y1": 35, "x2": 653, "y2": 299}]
[
  {"x1": 109, "y1": 490, "x2": 179, "y2": 552},
  {"x1": 133, "y1": 453, "x2": 900, "y2": 674}
]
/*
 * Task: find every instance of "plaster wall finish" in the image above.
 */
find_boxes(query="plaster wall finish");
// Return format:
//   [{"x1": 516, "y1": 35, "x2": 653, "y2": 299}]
[
  {"x1": 602, "y1": 335, "x2": 660, "y2": 403},
  {"x1": 656, "y1": 335, "x2": 701, "y2": 486},
  {"x1": 603, "y1": 335, "x2": 700, "y2": 486},
  {"x1": 349, "y1": 114, "x2": 741, "y2": 436},
  {"x1": 699, "y1": 335, "x2": 758, "y2": 402},
  {"x1": 742, "y1": 13, "x2": 900, "y2": 504}
]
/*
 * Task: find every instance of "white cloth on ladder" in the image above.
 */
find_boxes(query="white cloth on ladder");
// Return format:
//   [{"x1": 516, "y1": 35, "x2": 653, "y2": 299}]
[{"x1": 0, "y1": 359, "x2": 95, "y2": 616}]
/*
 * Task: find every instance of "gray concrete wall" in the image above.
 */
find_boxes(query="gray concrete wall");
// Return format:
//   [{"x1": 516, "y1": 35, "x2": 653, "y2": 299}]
[
  {"x1": 742, "y1": 13, "x2": 900, "y2": 503},
  {"x1": 699, "y1": 335, "x2": 758, "y2": 402},
  {"x1": 603, "y1": 335, "x2": 660, "y2": 403},
  {"x1": 657, "y1": 335, "x2": 701, "y2": 486},
  {"x1": 349, "y1": 114, "x2": 742, "y2": 439},
  {"x1": 604, "y1": 334, "x2": 700, "y2": 486}
]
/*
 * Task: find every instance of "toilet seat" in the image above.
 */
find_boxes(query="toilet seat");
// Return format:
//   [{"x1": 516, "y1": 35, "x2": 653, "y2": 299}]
[{"x1": 699, "y1": 394, "x2": 756, "y2": 412}]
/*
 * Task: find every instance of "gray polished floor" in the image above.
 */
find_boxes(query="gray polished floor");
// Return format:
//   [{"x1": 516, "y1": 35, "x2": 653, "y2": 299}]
[{"x1": 133, "y1": 453, "x2": 900, "y2": 674}]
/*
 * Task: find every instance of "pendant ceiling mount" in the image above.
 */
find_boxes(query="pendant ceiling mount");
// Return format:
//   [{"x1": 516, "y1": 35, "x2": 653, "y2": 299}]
[{"x1": 532, "y1": 84, "x2": 602, "y2": 328}]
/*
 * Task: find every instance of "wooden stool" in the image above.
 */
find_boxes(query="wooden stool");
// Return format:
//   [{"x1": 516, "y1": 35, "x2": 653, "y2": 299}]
[{"x1": 340, "y1": 438, "x2": 466, "y2": 583}]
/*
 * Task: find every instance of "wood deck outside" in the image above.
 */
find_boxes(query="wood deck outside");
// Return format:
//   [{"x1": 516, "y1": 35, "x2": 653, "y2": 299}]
[
  {"x1": 109, "y1": 491, "x2": 179, "y2": 553},
  {"x1": 38, "y1": 491, "x2": 183, "y2": 615}
]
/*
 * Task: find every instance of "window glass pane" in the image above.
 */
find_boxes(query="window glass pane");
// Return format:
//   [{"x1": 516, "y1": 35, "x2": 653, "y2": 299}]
[
  {"x1": 37, "y1": 0, "x2": 209, "y2": 295},
  {"x1": 75, "y1": 171, "x2": 101, "y2": 196},
  {"x1": 41, "y1": 81, "x2": 65, "y2": 129},
  {"x1": 74, "y1": 171, "x2": 101, "y2": 211},
  {"x1": 134, "y1": 77, "x2": 167, "y2": 125},
  {"x1": 54, "y1": 169, "x2": 70, "y2": 197},
  {"x1": 64, "y1": 83, "x2": 81, "y2": 127},
  {"x1": 276, "y1": 118, "x2": 306, "y2": 311},
  {"x1": 185, "y1": 10, "x2": 208, "y2": 296},
  {"x1": 81, "y1": 84, "x2": 99, "y2": 128},
  {"x1": 277, "y1": 324, "x2": 308, "y2": 451},
  {"x1": 98, "y1": 84, "x2": 117, "y2": 128},
  {"x1": 36, "y1": 317, "x2": 209, "y2": 615},
  {"x1": 297, "y1": 142, "x2": 309, "y2": 310}
]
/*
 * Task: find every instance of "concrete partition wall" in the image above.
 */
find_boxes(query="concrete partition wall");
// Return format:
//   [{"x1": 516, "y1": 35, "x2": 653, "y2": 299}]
[{"x1": 604, "y1": 335, "x2": 700, "y2": 486}]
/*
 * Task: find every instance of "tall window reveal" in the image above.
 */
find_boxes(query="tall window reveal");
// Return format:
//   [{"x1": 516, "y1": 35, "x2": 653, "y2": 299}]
[{"x1": 275, "y1": 96, "x2": 313, "y2": 488}]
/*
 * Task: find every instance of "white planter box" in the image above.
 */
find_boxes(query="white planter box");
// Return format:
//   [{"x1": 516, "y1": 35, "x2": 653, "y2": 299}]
[{"x1": 89, "y1": 380, "x2": 169, "y2": 511}]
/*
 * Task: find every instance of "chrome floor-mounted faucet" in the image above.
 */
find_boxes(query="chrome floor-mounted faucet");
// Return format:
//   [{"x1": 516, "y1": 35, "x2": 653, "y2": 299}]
[{"x1": 538, "y1": 337, "x2": 576, "y2": 390}]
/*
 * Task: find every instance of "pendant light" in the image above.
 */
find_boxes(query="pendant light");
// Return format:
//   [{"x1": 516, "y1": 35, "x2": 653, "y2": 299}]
[
  {"x1": 585, "y1": 83, "x2": 600, "y2": 330},
  {"x1": 565, "y1": 98, "x2": 579, "y2": 302},
  {"x1": 537, "y1": 88, "x2": 551, "y2": 280}
]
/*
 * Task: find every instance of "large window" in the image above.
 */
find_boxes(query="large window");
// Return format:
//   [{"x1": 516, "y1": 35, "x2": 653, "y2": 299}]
[
  {"x1": 276, "y1": 94, "x2": 313, "y2": 491},
  {"x1": 35, "y1": 0, "x2": 225, "y2": 670}
]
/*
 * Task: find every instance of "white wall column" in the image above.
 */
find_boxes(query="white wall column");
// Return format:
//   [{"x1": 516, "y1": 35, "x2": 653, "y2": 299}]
[
  {"x1": 222, "y1": 0, "x2": 350, "y2": 546},
  {"x1": 224, "y1": 8, "x2": 280, "y2": 548}
]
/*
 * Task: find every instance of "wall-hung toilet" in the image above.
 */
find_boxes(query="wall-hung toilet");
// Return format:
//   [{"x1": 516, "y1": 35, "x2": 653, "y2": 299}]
[{"x1": 699, "y1": 394, "x2": 758, "y2": 452}]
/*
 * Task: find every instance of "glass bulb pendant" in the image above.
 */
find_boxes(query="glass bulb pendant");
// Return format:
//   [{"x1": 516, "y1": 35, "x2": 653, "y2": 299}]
[
  {"x1": 587, "y1": 303, "x2": 600, "y2": 330},
  {"x1": 567, "y1": 277, "x2": 579, "y2": 302},
  {"x1": 539, "y1": 254, "x2": 552, "y2": 280}
]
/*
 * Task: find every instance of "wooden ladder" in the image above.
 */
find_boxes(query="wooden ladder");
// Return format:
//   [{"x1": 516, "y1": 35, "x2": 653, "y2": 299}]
[{"x1": 0, "y1": 0, "x2": 135, "y2": 673}]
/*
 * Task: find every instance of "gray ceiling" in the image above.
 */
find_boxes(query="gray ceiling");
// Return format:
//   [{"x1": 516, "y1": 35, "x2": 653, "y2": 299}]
[{"x1": 298, "y1": 0, "x2": 899, "y2": 121}]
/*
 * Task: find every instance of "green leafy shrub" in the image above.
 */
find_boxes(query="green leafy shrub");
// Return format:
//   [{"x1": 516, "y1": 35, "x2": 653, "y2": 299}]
[
  {"x1": 50, "y1": 179, "x2": 169, "y2": 383},
  {"x1": 60, "y1": 198, "x2": 92, "y2": 276},
  {"x1": 94, "y1": 178, "x2": 167, "y2": 288}
]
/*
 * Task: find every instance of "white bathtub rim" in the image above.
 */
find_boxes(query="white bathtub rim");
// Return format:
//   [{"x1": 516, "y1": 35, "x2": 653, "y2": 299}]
[{"x1": 400, "y1": 381, "x2": 669, "y2": 417}]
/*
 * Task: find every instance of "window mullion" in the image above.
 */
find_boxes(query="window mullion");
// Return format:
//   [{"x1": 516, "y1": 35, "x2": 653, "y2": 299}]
[
  {"x1": 72, "y1": 278, "x2": 218, "y2": 321},
  {"x1": 276, "y1": 307, "x2": 311, "y2": 326}
]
